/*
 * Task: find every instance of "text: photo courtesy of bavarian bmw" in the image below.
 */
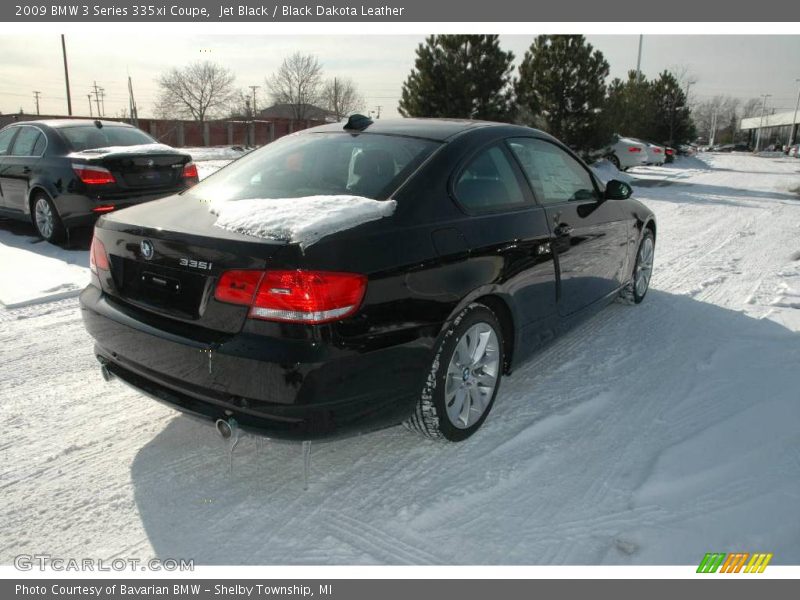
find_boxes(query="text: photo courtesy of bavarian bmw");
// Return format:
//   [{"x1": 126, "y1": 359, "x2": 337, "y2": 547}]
[{"x1": 80, "y1": 116, "x2": 656, "y2": 442}]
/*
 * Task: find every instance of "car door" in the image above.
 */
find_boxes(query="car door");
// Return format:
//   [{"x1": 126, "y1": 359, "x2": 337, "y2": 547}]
[
  {"x1": 507, "y1": 137, "x2": 630, "y2": 317},
  {"x1": 1, "y1": 125, "x2": 46, "y2": 213},
  {"x1": 0, "y1": 126, "x2": 20, "y2": 209},
  {"x1": 451, "y1": 142, "x2": 557, "y2": 326}
]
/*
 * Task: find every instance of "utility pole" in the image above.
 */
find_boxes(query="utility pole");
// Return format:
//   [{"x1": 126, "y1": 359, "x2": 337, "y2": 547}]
[
  {"x1": 92, "y1": 81, "x2": 101, "y2": 118},
  {"x1": 709, "y1": 108, "x2": 718, "y2": 147},
  {"x1": 685, "y1": 80, "x2": 693, "y2": 106},
  {"x1": 375, "y1": 105, "x2": 382, "y2": 119},
  {"x1": 248, "y1": 85, "x2": 259, "y2": 117},
  {"x1": 87, "y1": 94, "x2": 93, "y2": 117},
  {"x1": 99, "y1": 87, "x2": 106, "y2": 117},
  {"x1": 636, "y1": 35, "x2": 643, "y2": 78},
  {"x1": 790, "y1": 79, "x2": 800, "y2": 147},
  {"x1": 127, "y1": 76, "x2": 139, "y2": 126},
  {"x1": 33, "y1": 91, "x2": 41, "y2": 115},
  {"x1": 755, "y1": 94, "x2": 772, "y2": 152},
  {"x1": 61, "y1": 35, "x2": 72, "y2": 116}
]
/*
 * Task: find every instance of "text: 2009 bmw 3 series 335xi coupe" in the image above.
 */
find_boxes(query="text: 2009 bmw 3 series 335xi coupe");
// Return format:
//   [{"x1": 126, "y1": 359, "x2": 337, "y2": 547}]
[{"x1": 80, "y1": 117, "x2": 656, "y2": 442}]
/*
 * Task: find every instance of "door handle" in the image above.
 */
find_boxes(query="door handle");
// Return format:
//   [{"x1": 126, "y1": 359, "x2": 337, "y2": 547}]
[
  {"x1": 22, "y1": 167, "x2": 31, "y2": 174},
  {"x1": 554, "y1": 223, "x2": 573, "y2": 237}
]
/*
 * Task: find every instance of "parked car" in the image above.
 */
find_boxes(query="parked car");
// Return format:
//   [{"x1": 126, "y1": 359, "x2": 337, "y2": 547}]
[
  {"x1": 631, "y1": 139, "x2": 666, "y2": 165},
  {"x1": 81, "y1": 117, "x2": 656, "y2": 442},
  {"x1": 664, "y1": 146, "x2": 676, "y2": 163},
  {"x1": 606, "y1": 135, "x2": 648, "y2": 170},
  {"x1": 788, "y1": 144, "x2": 799, "y2": 158},
  {"x1": 0, "y1": 119, "x2": 198, "y2": 243}
]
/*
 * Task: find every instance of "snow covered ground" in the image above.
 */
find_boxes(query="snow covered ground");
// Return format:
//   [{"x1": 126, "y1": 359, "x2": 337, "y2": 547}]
[{"x1": 0, "y1": 152, "x2": 798, "y2": 565}]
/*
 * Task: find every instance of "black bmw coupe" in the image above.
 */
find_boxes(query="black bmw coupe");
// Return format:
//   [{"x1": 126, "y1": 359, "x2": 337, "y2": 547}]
[
  {"x1": 0, "y1": 119, "x2": 198, "y2": 243},
  {"x1": 80, "y1": 116, "x2": 656, "y2": 442}
]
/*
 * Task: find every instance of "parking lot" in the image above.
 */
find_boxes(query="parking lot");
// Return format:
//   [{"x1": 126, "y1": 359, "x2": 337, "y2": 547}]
[{"x1": 0, "y1": 151, "x2": 798, "y2": 565}]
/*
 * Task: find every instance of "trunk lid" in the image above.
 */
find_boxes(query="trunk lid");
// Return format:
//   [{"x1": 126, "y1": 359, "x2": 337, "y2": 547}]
[
  {"x1": 70, "y1": 144, "x2": 191, "y2": 194},
  {"x1": 94, "y1": 196, "x2": 299, "y2": 334}
]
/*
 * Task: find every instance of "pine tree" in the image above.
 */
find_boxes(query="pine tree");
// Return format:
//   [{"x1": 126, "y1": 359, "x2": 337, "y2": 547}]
[
  {"x1": 603, "y1": 71, "x2": 656, "y2": 141},
  {"x1": 514, "y1": 35, "x2": 610, "y2": 154},
  {"x1": 650, "y1": 71, "x2": 696, "y2": 145},
  {"x1": 399, "y1": 35, "x2": 515, "y2": 121}
]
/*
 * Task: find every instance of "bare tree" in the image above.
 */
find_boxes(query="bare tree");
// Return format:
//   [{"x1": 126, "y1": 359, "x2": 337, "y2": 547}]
[
  {"x1": 323, "y1": 77, "x2": 365, "y2": 120},
  {"x1": 266, "y1": 53, "x2": 324, "y2": 120},
  {"x1": 155, "y1": 61, "x2": 236, "y2": 122}
]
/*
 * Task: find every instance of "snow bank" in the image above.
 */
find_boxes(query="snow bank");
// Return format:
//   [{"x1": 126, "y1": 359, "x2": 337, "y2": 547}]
[
  {"x1": 591, "y1": 158, "x2": 633, "y2": 184},
  {"x1": 209, "y1": 195, "x2": 397, "y2": 248},
  {"x1": 68, "y1": 143, "x2": 180, "y2": 158},
  {"x1": 0, "y1": 229, "x2": 88, "y2": 308}
]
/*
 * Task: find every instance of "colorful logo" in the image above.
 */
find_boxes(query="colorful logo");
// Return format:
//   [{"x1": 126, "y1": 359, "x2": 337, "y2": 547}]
[{"x1": 697, "y1": 552, "x2": 773, "y2": 573}]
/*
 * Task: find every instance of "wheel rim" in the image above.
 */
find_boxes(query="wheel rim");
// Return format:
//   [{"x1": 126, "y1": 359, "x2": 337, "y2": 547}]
[
  {"x1": 34, "y1": 198, "x2": 54, "y2": 239},
  {"x1": 635, "y1": 236, "x2": 654, "y2": 297},
  {"x1": 444, "y1": 322, "x2": 500, "y2": 429}
]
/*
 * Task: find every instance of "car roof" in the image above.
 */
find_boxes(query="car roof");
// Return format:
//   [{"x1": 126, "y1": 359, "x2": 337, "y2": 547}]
[
  {"x1": 304, "y1": 117, "x2": 546, "y2": 142},
  {"x1": 6, "y1": 119, "x2": 134, "y2": 129}
]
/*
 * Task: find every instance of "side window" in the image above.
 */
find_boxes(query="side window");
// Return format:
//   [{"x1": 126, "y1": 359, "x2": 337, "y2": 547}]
[
  {"x1": 508, "y1": 138, "x2": 598, "y2": 205},
  {"x1": 32, "y1": 132, "x2": 46, "y2": 156},
  {"x1": 0, "y1": 128, "x2": 16, "y2": 156},
  {"x1": 454, "y1": 145, "x2": 527, "y2": 212},
  {"x1": 10, "y1": 127, "x2": 43, "y2": 157}
]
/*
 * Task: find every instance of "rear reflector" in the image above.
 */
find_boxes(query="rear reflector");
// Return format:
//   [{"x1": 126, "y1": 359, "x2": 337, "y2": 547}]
[
  {"x1": 182, "y1": 161, "x2": 199, "y2": 181},
  {"x1": 89, "y1": 235, "x2": 110, "y2": 274},
  {"x1": 628, "y1": 147, "x2": 642, "y2": 153},
  {"x1": 215, "y1": 269, "x2": 367, "y2": 324},
  {"x1": 91, "y1": 205, "x2": 115, "y2": 213},
  {"x1": 72, "y1": 163, "x2": 116, "y2": 185}
]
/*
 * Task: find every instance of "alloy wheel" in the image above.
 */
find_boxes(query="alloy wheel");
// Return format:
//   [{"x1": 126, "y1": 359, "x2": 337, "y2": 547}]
[
  {"x1": 34, "y1": 197, "x2": 54, "y2": 240},
  {"x1": 635, "y1": 235, "x2": 655, "y2": 297},
  {"x1": 444, "y1": 322, "x2": 501, "y2": 429}
]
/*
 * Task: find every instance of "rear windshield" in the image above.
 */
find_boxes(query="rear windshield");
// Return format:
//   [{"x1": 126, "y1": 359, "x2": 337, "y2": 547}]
[
  {"x1": 187, "y1": 132, "x2": 440, "y2": 202},
  {"x1": 59, "y1": 125, "x2": 156, "y2": 151}
]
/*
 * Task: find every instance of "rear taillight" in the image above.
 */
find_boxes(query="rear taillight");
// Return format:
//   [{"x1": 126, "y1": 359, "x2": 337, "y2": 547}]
[
  {"x1": 91, "y1": 205, "x2": 115, "y2": 213},
  {"x1": 89, "y1": 235, "x2": 109, "y2": 274},
  {"x1": 666, "y1": 149, "x2": 674, "y2": 155},
  {"x1": 181, "y1": 161, "x2": 199, "y2": 182},
  {"x1": 653, "y1": 148, "x2": 663, "y2": 154},
  {"x1": 628, "y1": 147, "x2": 641, "y2": 153},
  {"x1": 215, "y1": 269, "x2": 367, "y2": 324},
  {"x1": 72, "y1": 163, "x2": 116, "y2": 185}
]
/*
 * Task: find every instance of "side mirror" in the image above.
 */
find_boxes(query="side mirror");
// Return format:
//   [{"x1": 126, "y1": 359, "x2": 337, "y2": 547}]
[{"x1": 605, "y1": 179, "x2": 632, "y2": 200}]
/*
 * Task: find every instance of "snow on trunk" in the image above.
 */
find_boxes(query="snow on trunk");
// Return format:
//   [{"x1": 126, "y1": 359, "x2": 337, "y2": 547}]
[
  {"x1": 209, "y1": 195, "x2": 397, "y2": 249},
  {"x1": 67, "y1": 143, "x2": 178, "y2": 158},
  {"x1": 591, "y1": 158, "x2": 633, "y2": 184}
]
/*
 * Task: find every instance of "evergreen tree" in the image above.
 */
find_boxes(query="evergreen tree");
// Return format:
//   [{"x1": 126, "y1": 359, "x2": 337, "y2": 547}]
[
  {"x1": 514, "y1": 35, "x2": 610, "y2": 154},
  {"x1": 399, "y1": 35, "x2": 515, "y2": 121},
  {"x1": 650, "y1": 71, "x2": 696, "y2": 145},
  {"x1": 603, "y1": 71, "x2": 656, "y2": 141}
]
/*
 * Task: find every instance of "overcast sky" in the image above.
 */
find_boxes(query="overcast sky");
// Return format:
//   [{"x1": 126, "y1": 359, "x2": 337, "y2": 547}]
[{"x1": 1, "y1": 34, "x2": 798, "y2": 120}]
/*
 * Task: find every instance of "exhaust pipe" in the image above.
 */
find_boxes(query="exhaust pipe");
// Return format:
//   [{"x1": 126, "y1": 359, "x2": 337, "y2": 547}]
[
  {"x1": 97, "y1": 356, "x2": 114, "y2": 382},
  {"x1": 215, "y1": 418, "x2": 236, "y2": 439}
]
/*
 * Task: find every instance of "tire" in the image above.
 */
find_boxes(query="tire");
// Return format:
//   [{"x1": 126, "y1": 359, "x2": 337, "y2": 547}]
[
  {"x1": 608, "y1": 154, "x2": 621, "y2": 169},
  {"x1": 618, "y1": 228, "x2": 655, "y2": 305},
  {"x1": 31, "y1": 193, "x2": 66, "y2": 244},
  {"x1": 405, "y1": 303, "x2": 505, "y2": 442}
]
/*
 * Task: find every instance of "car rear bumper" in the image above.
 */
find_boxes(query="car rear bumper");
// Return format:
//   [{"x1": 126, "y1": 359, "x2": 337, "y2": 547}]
[
  {"x1": 56, "y1": 189, "x2": 186, "y2": 227},
  {"x1": 79, "y1": 285, "x2": 428, "y2": 440}
]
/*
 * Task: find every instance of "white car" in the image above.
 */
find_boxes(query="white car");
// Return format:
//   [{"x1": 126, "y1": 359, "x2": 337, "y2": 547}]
[
  {"x1": 606, "y1": 136, "x2": 648, "y2": 171},
  {"x1": 634, "y1": 139, "x2": 667, "y2": 165}
]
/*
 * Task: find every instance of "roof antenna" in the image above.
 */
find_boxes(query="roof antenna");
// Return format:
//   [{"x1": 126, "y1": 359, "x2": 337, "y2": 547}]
[
  {"x1": 94, "y1": 119, "x2": 103, "y2": 128},
  {"x1": 344, "y1": 114, "x2": 373, "y2": 131}
]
